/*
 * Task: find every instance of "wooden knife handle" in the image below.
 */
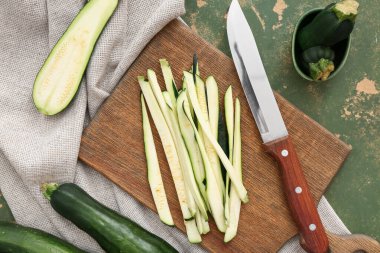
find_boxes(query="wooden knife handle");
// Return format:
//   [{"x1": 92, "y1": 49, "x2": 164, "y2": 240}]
[{"x1": 263, "y1": 136, "x2": 329, "y2": 253}]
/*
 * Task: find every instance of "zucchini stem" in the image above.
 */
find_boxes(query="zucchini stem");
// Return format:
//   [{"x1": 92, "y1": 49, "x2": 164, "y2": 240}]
[{"x1": 41, "y1": 183, "x2": 59, "y2": 201}]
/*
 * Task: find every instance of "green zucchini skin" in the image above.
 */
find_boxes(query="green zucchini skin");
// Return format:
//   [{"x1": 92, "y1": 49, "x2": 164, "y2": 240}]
[
  {"x1": 297, "y1": 1, "x2": 357, "y2": 50},
  {"x1": 0, "y1": 222, "x2": 86, "y2": 253},
  {"x1": 302, "y1": 46, "x2": 335, "y2": 63},
  {"x1": 46, "y1": 183, "x2": 178, "y2": 253}
]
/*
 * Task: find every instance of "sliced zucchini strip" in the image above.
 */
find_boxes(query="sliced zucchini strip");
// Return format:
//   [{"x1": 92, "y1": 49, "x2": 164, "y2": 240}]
[
  {"x1": 183, "y1": 71, "x2": 248, "y2": 203},
  {"x1": 160, "y1": 59, "x2": 178, "y2": 105},
  {"x1": 179, "y1": 91, "x2": 226, "y2": 232},
  {"x1": 147, "y1": 70, "x2": 208, "y2": 219},
  {"x1": 225, "y1": 99, "x2": 242, "y2": 242},
  {"x1": 177, "y1": 93, "x2": 208, "y2": 207},
  {"x1": 138, "y1": 77, "x2": 192, "y2": 220},
  {"x1": 224, "y1": 85, "x2": 234, "y2": 224},
  {"x1": 141, "y1": 95, "x2": 174, "y2": 226},
  {"x1": 196, "y1": 75, "x2": 225, "y2": 198}
]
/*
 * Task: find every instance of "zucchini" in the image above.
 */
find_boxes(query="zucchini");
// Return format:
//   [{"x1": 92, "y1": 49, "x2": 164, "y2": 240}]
[
  {"x1": 224, "y1": 99, "x2": 242, "y2": 242},
  {"x1": 148, "y1": 70, "x2": 207, "y2": 219},
  {"x1": 302, "y1": 46, "x2": 336, "y2": 81},
  {"x1": 159, "y1": 59, "x2": 178, "y2": 105},
  {"x1": 42, "y1": 183, "x2": 178, "y2": 253},
  {"x1": 309, "y1": 58, "x2": 335, "y2": 81},
  {"x1": 178, "y1": 92, "x2": 226, "y2": 232},
  {"x1": 138, "y1": 77, "x2": 192, "y2": 221},
  {"x1": 183, "y1": 71, "x2": 248, "y2": 203},
  {"x1": 224, "y1": 85, "x2": 234, "y2": 224},
  {"x1": 302, "y1": 46, "x2": 335, "y2": 63},
  {"x1": 33, "y1": 0, "x2": 118, "y2": 115},
  {"x1": 140, "y1": 76, "x2": 202, "y2": 242},
  {"x1": 0, "y1": 222, "x2": 86, "y2": 253},
  {"x1": 141, "y1": 95, "x2": 174, "y2": 226},
  {"x1": 297, "y1": 0, "x2": 359, "y2": 50},
  {"x1": 177, "y1": 91, "x2": 208, "y2": 207},
  {"x1": 196, "y1": 75, "x2": 225, "y2": 198}
]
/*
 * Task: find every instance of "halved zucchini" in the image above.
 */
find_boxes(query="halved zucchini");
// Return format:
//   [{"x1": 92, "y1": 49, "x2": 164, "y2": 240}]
[{"x1": 33, "y1": 0, "x2": 118, "y2": 115}]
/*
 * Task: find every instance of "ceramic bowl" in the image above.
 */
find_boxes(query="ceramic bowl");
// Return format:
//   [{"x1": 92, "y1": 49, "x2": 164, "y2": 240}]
[{"x1": 292, "y1": 8, "x2": 352, "y2": 82}]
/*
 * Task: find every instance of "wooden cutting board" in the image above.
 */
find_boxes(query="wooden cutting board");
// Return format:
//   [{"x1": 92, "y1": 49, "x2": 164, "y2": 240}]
[{"x1": 79, "y1": 20, "x2": 351, "y2": 252}]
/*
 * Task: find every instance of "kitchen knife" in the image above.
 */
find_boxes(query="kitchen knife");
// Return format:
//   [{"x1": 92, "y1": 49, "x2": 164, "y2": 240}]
[{"x1": 227, "y1": 1, "x2": 329, "y2": 252}]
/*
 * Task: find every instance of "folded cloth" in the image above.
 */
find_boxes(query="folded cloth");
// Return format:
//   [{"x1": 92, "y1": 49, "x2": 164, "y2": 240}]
[{"x1": 0, "y1": 1, "x2": 350, "y2": 252}]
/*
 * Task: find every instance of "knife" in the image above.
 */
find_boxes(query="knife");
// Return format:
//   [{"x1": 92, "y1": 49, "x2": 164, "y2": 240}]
[{"x1": 227, "y1": 1, "x2": 329, "y2": 252}]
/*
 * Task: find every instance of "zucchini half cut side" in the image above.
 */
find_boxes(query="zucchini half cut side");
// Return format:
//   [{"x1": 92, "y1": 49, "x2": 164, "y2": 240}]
[{"x1": 33, "y1": 0, "x2": 118, "y2": 115}]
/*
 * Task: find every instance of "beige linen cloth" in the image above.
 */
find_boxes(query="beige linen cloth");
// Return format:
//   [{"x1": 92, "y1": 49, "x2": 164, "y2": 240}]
[{"x1": 0, "y1": 0, "x2": 349, "y2": 252}]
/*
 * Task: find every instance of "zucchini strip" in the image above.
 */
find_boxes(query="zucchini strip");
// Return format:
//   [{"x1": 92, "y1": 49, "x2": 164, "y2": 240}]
[
  {"x1": 160, "y1": 59, "x2": 178, "y2": 105},
  {"x1": 225, "y1": 99, "x2": 242, "y2": 242},
  {"x1": 138, "y1": 77, "x2": 192, "y2": 220},
  {"x1": 162, "y1": 91, "x2": 208, "y2": 219},
  {"x1": 196, "y1": 75, "x2": 225, "y2": 198},
  {"x1": 183, "y1": 71, "x2": 248, "y2": 203},
  {"x1": 177, "y1": 92, "x2": 208, "y2": 208},
  {"x1": 224, "y1": 85, "x2": 234, "y2": 224},
  {"x1": 180, "y1": 92, "x2": 226, "y2": 232},
  {"x1": 194, "y1": 207, "x2": 203, "y2": 234},
  {"x1": 182, "y1": 78, "x2": 194, "y2": 119},
  {"x1": 184, "y1": 220, "x2": 202, "y2": 243},
  {"x1": 141, "y1": 95, "x2": 174, "y2": 226},
  {"x1": 148, "y1": 70, "x2": 207, "y2": 219}
]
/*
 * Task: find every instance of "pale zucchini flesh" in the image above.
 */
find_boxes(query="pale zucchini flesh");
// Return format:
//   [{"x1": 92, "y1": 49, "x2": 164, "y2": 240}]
[
  {"x1": 183, "y1": 71, "x2": 248, "y2": 203},
  {"x1": 163, "y1": 92, "x2": 208, "y2": 219},
  {"x1": 185, "y1": 220, "x2": 202, "y2": 243},
  {"x1": 33, "y1": 0, "x2": 118, "y2": 115},
  {"x1": 177, "y1": 93, "x2": 207, "y2": 203},
  {"x1": 148, "y1": 70, "x2": 207, "y2": 219},
  {"x1": 138, "y1": 77, "x2": 192, "y2": 220},
  {"x1": 196, "y1": 75, "x2": 225, "y2": 198},
  {"x1": 180, "y1": 92, "x2": 226, "y2": 232},
  {"x1": 141, "y1": 95, "x2": 174, "y2": 226},
  {"x1": 225, "y1": 99, "x2": 242, "y2": 242},
  {"x1": 160, "y1": 59, "x2": 178, "y2": 105}
]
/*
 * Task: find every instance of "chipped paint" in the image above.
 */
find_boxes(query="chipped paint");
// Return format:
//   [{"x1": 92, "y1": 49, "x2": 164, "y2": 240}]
[
  {"x1": 356, "y1": 77, "x2": 379, "y2": 95},
  {"x1": 197, "y1": 0, "x2": 207, "y2": 8},
  {"x1": 272, "y1": 0, "x2": 288, "y2": 30},
  {"x1": 251, "y1": 5, "x2": 266, "y2": 30},
  {"x1": 341, "y1": 93, "x2": 377, "y2": 124}
]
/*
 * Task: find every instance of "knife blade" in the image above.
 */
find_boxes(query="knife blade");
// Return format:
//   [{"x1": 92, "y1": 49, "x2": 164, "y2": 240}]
[{"x1": 227, "y1": 1, "x2": 329, "y2": 252}]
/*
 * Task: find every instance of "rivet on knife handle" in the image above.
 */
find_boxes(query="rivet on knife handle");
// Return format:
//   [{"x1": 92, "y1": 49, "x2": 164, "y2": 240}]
[{"x1": 264, "y1": 136, "x2": 329, "y2": 253}]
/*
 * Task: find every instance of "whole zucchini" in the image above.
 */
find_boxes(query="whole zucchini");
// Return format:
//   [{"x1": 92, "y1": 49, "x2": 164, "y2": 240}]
[
  {"x1": 42, "y1": 183, "x2": 178, "y2": 253},
  {"x1": 302, "y1": 46, "x2": 336, "y2": 81},
  {"x1": 297, "y1": 0, "x2": 359, "y2": 50},
  {"x1": 0, "y1": 222, "x2": 86, "y2": 253},
  {"x1": 302, "y1": 46, "x2": 335, "y2": 63}
]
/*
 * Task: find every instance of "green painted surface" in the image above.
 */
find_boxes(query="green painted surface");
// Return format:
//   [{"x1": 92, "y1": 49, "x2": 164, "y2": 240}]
[
  {"x1": 0, "y1": 0, "x2": 378, "y2": 243},
  {"x1": 183, "y1": 0, "x2": 379, "y2": 240}
]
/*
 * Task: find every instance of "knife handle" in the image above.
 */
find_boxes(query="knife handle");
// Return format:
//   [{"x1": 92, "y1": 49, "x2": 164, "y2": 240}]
[{"x1": 263, "y1": 136, "x2": 329, "y2": 253}]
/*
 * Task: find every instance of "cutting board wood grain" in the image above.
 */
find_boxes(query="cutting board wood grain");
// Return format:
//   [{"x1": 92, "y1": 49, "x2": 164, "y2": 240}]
[{"x1": 79, "y1": 20, "x2": 351, "y2": 252}]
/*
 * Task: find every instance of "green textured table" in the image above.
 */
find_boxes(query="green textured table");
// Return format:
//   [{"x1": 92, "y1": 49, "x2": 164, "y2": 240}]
[{"x1": 1, "y1": 0, "x2": 378, "y2": 244}]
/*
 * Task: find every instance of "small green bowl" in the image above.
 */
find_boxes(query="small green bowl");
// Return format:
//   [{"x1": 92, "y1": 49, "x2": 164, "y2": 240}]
[{"x1": 292, "y1": 8, "x2": 352, "y2": 82}]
